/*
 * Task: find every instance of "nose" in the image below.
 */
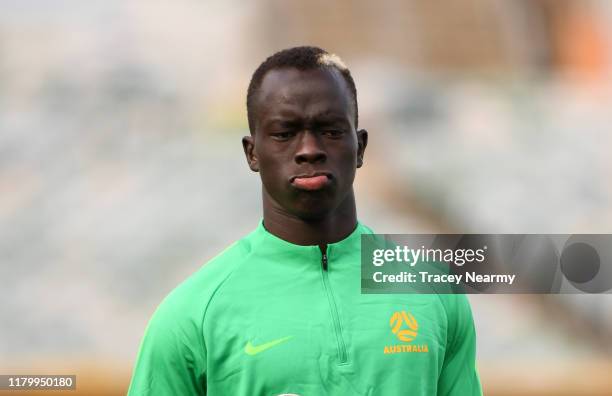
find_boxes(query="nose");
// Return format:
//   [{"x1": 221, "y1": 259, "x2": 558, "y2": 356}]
[{"x1": 294, "y1": 131, "x2": 327, "y2": 164}]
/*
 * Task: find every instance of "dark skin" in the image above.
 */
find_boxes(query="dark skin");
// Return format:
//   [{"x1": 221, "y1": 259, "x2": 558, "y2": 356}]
[{"x1": 242, "y1": 67, "x2": 368, "y2": 246}]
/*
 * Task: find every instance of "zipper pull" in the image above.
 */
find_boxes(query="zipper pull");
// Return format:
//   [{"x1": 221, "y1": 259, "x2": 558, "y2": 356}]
[{"x1": 322, "y1": 252, "x2": 328, "y2": 271}]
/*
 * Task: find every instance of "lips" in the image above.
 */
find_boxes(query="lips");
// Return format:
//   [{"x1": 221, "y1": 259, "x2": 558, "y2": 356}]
[{"x1": 291, "y1": 173, "x2": 331, "y2": 191}]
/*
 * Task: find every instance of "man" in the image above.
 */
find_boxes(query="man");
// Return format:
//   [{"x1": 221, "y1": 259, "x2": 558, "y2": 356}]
[{"x1": 128, "y1": 46, "x2": 482, "y2": 395}]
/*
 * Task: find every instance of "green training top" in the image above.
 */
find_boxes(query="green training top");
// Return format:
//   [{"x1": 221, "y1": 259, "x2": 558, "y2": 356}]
[{"x1": 128, "y1": 221, "x2": 482, "y2": 395}]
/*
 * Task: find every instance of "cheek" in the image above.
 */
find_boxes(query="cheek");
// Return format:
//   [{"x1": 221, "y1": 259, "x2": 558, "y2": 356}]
[
  {"x1": 257, "y1": 155, "x2": 289, "y2": 193},
  {"x1": 333, "y1": 153, "x2": 358, "y2": 193},
  {"x1": 343, "y1": 145, "x2": 358, "y2": 165},
  {"x1": 259, "y1": 164, "x2": 282, "y2": 187},
  {"x1": 338, "y1": 142, "x2": 359, "y2": 171},
  {"x1": 256, "y1": 145, "x2": 284, "y2": 174}
]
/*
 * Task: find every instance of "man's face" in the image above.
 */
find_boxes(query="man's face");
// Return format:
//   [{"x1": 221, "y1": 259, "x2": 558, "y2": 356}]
[{"x1": 243, "y1": 67, "x2": 367, "y2": 220}]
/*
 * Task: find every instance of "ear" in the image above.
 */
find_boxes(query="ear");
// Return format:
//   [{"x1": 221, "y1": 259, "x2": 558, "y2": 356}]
[
  {"x1": 356, "y1": 129, "x2": 368, "y2": 168},
  {"x1": 242, "y1": 135, "x2": 259, "y2": 172}
]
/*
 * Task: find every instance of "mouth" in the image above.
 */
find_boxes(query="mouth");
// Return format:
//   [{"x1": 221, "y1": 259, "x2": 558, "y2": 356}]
[{"x1": 290, "y1": 172, "x2": 332, "y2": 191}]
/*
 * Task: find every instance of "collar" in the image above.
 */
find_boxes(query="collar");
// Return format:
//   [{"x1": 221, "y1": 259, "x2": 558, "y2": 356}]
[{"x1": 244, "y1": 219, "x2": 372, "y2": 264}]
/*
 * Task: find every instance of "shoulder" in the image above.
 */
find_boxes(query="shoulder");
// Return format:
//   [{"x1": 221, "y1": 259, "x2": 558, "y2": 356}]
[
  {"x1": 131, "y1": 236, "x2": 254, "y2": 367},
  {"x1": 153, "y1": 236, "x2": 254, "y2": 328},
  {"x1": 435, "y1": 294, "x2": 475, "y2": 346},
  {"x1": 436, "y1": 294, "x2": 473, "y2": 322},
  {"x1": 129, "y1": 238, "x2": 254, "y2": 395}
]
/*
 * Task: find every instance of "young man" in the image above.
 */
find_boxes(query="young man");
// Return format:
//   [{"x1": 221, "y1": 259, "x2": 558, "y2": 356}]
[{"x1": 128, "y1": 46, "x2": 482, "y2": 395}]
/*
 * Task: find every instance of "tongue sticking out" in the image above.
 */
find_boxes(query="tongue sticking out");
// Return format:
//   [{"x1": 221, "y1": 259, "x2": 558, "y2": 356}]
[{"x1": 292, "y1": 175, "x2": 329, "y2": 191}]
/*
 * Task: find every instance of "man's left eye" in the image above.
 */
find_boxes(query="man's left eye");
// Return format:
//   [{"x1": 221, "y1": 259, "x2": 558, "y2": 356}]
[{"x1": 322, "y1": 129, "x2": 344, "y2": 137}]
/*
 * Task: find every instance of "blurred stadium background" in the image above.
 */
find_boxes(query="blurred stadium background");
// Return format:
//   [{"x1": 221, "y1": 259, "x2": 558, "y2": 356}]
[{"x1": 1, "y1": 0, "x2": 612, "y2": 395}]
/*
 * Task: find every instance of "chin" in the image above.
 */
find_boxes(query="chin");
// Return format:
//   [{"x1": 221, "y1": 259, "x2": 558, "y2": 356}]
[{"x1": 287, "y1": 188, "x2": 352, "y2": 221}]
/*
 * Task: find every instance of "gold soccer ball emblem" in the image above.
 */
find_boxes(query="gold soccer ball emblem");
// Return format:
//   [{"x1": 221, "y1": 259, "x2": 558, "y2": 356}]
[{"x1": 390, "y1": 311, "x2": 418, "y2": 342}]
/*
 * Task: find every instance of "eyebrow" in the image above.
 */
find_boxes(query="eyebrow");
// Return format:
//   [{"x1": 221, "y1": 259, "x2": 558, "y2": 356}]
[
  {"x1": 263, "y1": 118, "x2": 350, "y2": 134},
  {"x1": 265, "y1": 118, "x2": 301, "y2": 128},
  {"x1": 265, "y1": 112, "x2": 349, "y2": 125}
]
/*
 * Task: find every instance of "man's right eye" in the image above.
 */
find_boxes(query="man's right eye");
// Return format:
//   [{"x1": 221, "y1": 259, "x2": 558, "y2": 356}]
[{"x1": 271, "y1": 131, "x2": 295, "y2": 140}]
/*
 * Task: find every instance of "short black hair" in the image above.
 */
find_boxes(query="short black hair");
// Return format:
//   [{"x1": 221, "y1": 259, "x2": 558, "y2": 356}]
[{"x1": 246, "y1": 46, "x2": 358, "y2": 134}]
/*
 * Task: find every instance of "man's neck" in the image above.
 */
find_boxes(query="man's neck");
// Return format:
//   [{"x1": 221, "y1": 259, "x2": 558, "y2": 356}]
[{"x1": 262, "y1": 193, "x2": 358, "y2": 246}]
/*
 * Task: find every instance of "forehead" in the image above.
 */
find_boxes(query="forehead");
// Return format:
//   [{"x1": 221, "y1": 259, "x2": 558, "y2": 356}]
[{"x1": 255, "y1": 67, "x2": 354, "y2": 125}]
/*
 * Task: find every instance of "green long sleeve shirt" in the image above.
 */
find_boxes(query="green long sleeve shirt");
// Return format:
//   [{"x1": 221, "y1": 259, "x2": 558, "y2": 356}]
[{"x1": 128, "y1": 221, "x2": 482, "y2": 395}]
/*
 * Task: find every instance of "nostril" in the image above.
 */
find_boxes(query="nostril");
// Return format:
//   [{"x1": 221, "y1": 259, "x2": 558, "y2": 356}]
[{"x1": 295, "y1": 151, "x2": 326, "y2": 164}]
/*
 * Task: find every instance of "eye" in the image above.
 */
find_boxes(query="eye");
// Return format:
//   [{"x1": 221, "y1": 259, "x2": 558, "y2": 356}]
[
  {"x1": 271, "y1": 131, "x2": 296, "y2": 140},
  {"x1": 322, "y1": 129, "x2": 344, "y2": 138}
]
